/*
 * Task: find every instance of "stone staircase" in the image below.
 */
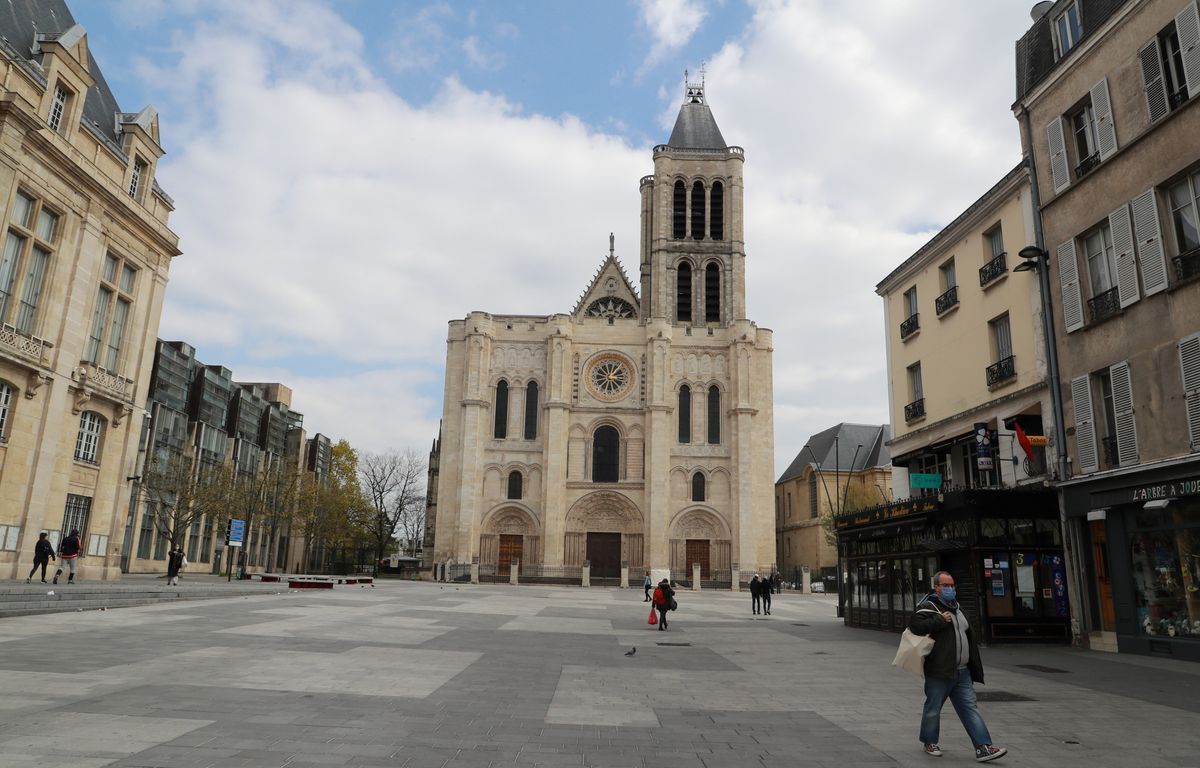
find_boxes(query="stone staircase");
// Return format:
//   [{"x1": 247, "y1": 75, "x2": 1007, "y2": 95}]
[{"x1": 0, "y1": 579, "x2": 282, "y2": 618}]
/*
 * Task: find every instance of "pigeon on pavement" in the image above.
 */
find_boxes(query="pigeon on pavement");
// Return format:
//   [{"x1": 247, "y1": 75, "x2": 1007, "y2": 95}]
[{"x1": 624, "y1": 647, "x2": 637, "y2": 657}]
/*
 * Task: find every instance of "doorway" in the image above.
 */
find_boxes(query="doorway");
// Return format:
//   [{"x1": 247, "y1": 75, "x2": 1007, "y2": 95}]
[
  {"x1": 498, "y1": 534, "x2": 523, "y2": 576},
  {"x1": 1089, "y1": 520, "x2": 1116, "y2": 631},
  {"x1": 586, "y1": 532, "x2": 621, "y2": 578},
  {"x1": 685, "y1": 539, "x2": 710, "y2": 579}
]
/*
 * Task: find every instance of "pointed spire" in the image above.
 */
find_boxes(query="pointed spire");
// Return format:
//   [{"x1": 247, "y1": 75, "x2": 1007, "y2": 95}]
[
  {"x1": 667, "y1": 72, "x2": 725, "y2": 149},
  {"x1": 609, "y1": 232, "x2": 615, "y2": 259}
]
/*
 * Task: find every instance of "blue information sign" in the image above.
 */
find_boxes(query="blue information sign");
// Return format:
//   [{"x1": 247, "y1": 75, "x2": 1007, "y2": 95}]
[{"x1": 227, "y1": 518, "x2": 246, "y2": 547}]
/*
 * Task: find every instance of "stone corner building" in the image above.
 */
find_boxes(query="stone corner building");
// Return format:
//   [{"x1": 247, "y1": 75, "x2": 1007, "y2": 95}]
[{"x1": 432, "y1": 84, "x2": 775, "y2": 583}]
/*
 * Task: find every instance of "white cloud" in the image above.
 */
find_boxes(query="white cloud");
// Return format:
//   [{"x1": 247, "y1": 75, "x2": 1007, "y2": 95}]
[
  {"x1": 638, "y1": 0, "x2": 707, "y2": 73},
  {"x1": 386, "y1": 3, "x2": 455, "y2": 73}
]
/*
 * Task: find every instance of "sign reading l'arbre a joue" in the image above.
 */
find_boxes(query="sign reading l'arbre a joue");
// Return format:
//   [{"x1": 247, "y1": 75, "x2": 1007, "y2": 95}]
[{"x1": 1130, "y1": 477, "x2": 1200, "y2": 503}]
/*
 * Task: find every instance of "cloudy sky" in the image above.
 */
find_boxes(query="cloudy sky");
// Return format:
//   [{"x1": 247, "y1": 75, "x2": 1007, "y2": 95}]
[{"x1": 72, "y1": 0, "x2": 1039, "y2": 476}]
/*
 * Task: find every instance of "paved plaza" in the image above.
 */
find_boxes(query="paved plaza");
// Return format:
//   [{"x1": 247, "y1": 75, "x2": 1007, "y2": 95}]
[{"x1": 0, "y1": 581, "x2": 1198, "y2": 768}]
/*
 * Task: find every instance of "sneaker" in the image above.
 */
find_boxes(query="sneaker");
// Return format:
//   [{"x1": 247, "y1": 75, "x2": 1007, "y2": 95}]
[
  {"x1": 924, "y1": 744, "x2": 943, "y2": 757},
  {"x1": 975, "y1": 745, "x2": 1007, "y2": 763}
]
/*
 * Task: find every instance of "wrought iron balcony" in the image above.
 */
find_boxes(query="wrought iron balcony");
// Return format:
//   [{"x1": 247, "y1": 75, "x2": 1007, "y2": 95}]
[
  {"x1": 986, "y1": 355, "x2": 1017, "y2": 387},
  {"x1": 1101, "y1": 436, "x2": 1119, "y2": 468},
  {"x1": 1075, "y1": 152, "x2": 1101, "y2": 178},
  {"x1": 935, "y1": 285, "x2": 959, "y2": 315},
  {"x1": 904, "y1": 398, "x2": 925, "y2": 423},
  {"x1": 1087, "y1": 286, "x2": 1121, "y2": 324},
  {"x1": 900, "y1": 313, "x2": 920, "y2": 340},
  {"x1": 979, "y1": 252, "x2": 1007, "y2": 286},
  {"x1": 1174, "y1": 246, "x2": 1200, "y2": 282}
]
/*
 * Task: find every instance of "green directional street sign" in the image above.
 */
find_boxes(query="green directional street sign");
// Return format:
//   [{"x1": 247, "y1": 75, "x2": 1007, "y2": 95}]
[{"x1": 910, "y1": 473, "x2": 942, "y2": 489}]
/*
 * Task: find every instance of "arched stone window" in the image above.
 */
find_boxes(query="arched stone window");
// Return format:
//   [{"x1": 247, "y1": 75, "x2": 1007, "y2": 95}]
[
  {"x1": 691, "y1": 180, "x2": 706, "y2": 240},
  {"x1": 592, "y1": 425, "x2": 620, "y2": 482},
  {"x1": 507, "y1": 470, "x2": 522, "y2": 499},
  {"x1": 705, "y1": 263, "x2": 720, "y2": 323},
  {"x1": 0, "y1": 381, "x2": 13, "y2": 440},
  {"x1": 74, "y1": 410, "x2": 104, "y2": 464},
  {"x1": 809, "y1": 473, "x2": 819, "y2": 518},
  {"x1": 710, "y1": 181, "x2": 724, "y2": 241},
  {"x1": 707, "y1": 385, "x2": 721, "y2": 444},
  {"x1": 493, "y1": 380, "x2": 509, "y2": 439},
  {"x1": 672, "y1": 180, "x2": 686, "y2": 239},
  {"x1": 692, "y1": 471, "x2": 706, "y2": 502},
  {"x1": 524, "y1": 381, "x2": 539, "y2": 440},
  {"x1": 676, "y1": 262, "x2": 692, "y2": 323},
  {"x1": 678, "y1": 385, "x2": 691, "y2": 443}
]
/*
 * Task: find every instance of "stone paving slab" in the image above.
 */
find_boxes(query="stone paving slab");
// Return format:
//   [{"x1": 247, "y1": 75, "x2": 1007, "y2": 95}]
[{"x1": 0, "y1": 582, "x2": 1197, "y2": 767}]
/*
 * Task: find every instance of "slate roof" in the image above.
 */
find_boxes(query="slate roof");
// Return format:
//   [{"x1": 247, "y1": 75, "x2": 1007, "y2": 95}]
[
  {"x1": 666, "y1": 85, "x2": 727, "y2": 150},
  {"x1": 1014, "y1": 0, "x2": 1128, "y2": 101},
  {"x1": 776, "y1": 423, "x2": 891, "y2": 485}
]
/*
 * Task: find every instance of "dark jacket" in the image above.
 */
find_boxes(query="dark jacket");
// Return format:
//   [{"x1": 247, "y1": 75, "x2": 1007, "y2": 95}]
[
  {"x1": 167, "y1": 549, "x2": 186, "y2": 577},
  {"x1": 654, "y1": 583, "x2": 675, "y2": 610},
  {"x1": 909, "y1": 593, "x2": 985, "y2": 683},
  {"x1": 33, "y1": 539, "x2": 56, "y2": 561},
  {"x1": 60, "y1": 534, "x2": 81, "y2": 558},
  {"x1": 749, "y1": 577, "x2": 762, "y2": 596}
]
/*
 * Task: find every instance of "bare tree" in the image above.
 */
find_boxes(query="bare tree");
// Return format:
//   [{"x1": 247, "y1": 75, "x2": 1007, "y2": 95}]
[
  {"x1": 358, "y1": 449, "x2": 426, "y2": 567},
  {"x1": 396, "y1": 501, "x2": 426, "y2": 557},
  {"x1": 140, "y1": 451, "x2": 233, "y2": 553}
]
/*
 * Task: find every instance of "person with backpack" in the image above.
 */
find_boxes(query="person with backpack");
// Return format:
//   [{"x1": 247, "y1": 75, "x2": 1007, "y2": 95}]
[
  {"x1": 53, "y1": 529, "x2": 81, "y2": 584},
  {"x1": 652, "y1": 578, "x2": 675, "y2": 631},
  {"x1": 26, "y1": 531, "x2": 56, "y2": 583}
]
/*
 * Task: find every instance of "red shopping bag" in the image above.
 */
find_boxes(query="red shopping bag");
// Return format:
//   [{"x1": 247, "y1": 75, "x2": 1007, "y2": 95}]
[{"x1": 647, "y1": 607, "x2": 658, "y2": 625}]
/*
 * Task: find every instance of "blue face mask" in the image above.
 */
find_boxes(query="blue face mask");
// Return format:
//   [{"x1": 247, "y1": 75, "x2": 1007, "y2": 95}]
[{"x1": 940, "y1": 586, "x2": 957, "y2": 602}]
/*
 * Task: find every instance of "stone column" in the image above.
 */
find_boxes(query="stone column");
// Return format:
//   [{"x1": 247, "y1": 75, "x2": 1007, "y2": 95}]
[
  {"x1": 692, "y1": 562, "x2": 701, "y2": 590},
  {"x1": 510, "y1": 560, "x2": 519, "y2": 586},
  {"x1": 470, "y1": 561, "x2": 479, "y2": 584},
  {"x1": 620, "y1": 563, "x2": 629, "y2": 589},
  {"x1": 581, "y1": 561, "x2": 590, "y2": 588},
  {"x1": 802, "y1": 565, "x2": 811, "y2": 594},
  {"x1": 730, "y1": 564, "x2": 740, "y2": 592}
]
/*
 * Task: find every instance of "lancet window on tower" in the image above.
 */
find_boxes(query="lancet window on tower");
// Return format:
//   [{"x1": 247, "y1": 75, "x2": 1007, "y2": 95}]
[
  {"x1": 493, "y1": 380, "x2": 509, "y2": 439},
  {"x1": 692, "y1": 471, "x2": 706, "y2": 502},
  {"x1": 678, "y1": 385, "x2": 692, "y2": 443},
  {"x1": 705, "y1": 263, "x2": 720, "y2": 323},
  {"x1": 523, "y1": 381, "x2": 539, "y2": 440},
  {"x1": 673, "y1": 180, "x2": 686, "y2": 240},
  {"x1": 592, "y1": 425, "x2": 620, "y2": 482},
  {"x1": 707, "y1": 385, "x2": 721, "y2": 444},
  {"x1": 691, "y1": 180, "x2": 705, "y2": 240},
  {"x1": 710, "y1": 181, "x2": 724, "y2": 240},
  {"x1": 676, "y1": 262, "x2": 692, "y2": 323}
]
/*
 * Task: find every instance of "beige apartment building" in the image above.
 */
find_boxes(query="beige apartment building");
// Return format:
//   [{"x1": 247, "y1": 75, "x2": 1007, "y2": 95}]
[
  {"x1": 431, "y1": 82, "x2": 776, "y2": 584},
  {"x1": 0, "y1": 3, "x2": 179, "y2": 580},
  {"x1": 846, "y1": 165, "x2": 1070, "y2": 643},
  {"x1": 775, "y1": 423, "x2": 891, "y2": 591},
  {"x1": 1015, "y1": 0, "x2": 1200, "y2": 660}
]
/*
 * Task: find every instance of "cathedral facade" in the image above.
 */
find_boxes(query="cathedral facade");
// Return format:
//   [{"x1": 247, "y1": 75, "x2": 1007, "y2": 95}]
[{"x1": 432, "y1": 84, "x2": 775, "y2": 583}]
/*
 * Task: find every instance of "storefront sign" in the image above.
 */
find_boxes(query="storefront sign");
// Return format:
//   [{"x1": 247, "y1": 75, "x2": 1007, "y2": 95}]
[
  {"x1": 1028, "y1": 436, "x2": 1047, "y2": 446},
  {"x1": 834, "y1": 499, "x2": 939, "y2": 529},
  {"x1": 975, "y1": 422, "x2": 993, "y2": 470},
  {"x1": 910, "y1": 473, "x2": 942, "y2": 489},
  {"x1": 1130, "y1": 477, "x2": 1200, "y2": 503}
]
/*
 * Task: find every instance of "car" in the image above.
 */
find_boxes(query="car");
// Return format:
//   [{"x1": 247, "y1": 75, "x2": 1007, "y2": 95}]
[{"x1": 809, "y1": 581, "x2": 826, "y2": 593}]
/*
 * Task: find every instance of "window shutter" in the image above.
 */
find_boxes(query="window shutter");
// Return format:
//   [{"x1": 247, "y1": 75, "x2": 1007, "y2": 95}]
[
  {"x1": 1057, "y1": 239, "x2": 1085, "y2": 332},
  {"x1": 1180, "y1": 333, "x2": 1200, "y2": 450},
  {"x1": 1177, "y1": 1, "x2": 1200, "y2": 96},
  {"x1": 1109, "y1": 361, "x2": 1138, "y2": 466},
  {"x1": 1046, "y1": 117, "x2": 1071, "y2": 194},
  {"x1": 1090, "y1": 78, "x2": 1118, "y2": 160},
  {"x1": 1108, "y1": 203, "x2": 1140, "y2": 308},
  {"x1": 1130, "y1": 189, "x2": 1169, "y2": 296},
  {"x1": 1071, "y1": 375, "x2": 1099, "y2": 474},
  {"x1": 1139, "y1": 39, "x2": 1170, "y2": 123}
]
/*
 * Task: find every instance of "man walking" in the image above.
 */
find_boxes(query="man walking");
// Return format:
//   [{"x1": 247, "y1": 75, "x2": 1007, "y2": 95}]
[
  {"x1": 643, "y1": 572, "x2": 653, "y2": 602},
  {"x1": 749, "y1": 574, "x2": 761, "y2": 614},
  {"x1": 53, "y1": 529, "x2": 82, "y2": 584},
  {"x1": 761, "y1": 574, "x2": 772, "y2": 615},
  {"x1": 910, "y1": 571, "x2": 1006, "y2": 763},
  {"x1": 26, "y1": 532, "x2": 56, "y2": 583}
]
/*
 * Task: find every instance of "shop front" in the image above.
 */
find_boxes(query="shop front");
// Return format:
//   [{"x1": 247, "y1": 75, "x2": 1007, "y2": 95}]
[
  {"x1": 836, "y1": 488, "x2": 1070, "y2": 643},
  {"x1": 1063, "y1": 458, "x2": 1200, "y2": 662}
]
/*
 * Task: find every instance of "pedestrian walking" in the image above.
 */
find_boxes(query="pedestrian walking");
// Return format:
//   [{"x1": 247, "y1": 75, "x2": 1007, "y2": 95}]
[
  {"x1": 909, "y1": 570, "x2": 1007, "y2": 763},
  {"x1": 167, "y1": 544, "x2": 187, "y2": 586},
  {"x1": 52, "y1": 529, "x2": 82, "y2": 584},
  {"x1": 773, "y1": 571, "x2": 783, "y2": 594},
  {"x1": 26, "y1": 532, "x2": 56, "y2": 583},
  {"x1": 761, "y1": 575, "x2": 773, "y2": 615},
  {"x1": 652, "y1": 578, "x2": 675, "y2": 630},
  {"x1": 750, "y1": 574, "x2": 762, "y2": 615},
  {"x1": 643, "y1": 572, "x2": 653, "y2": 602}
]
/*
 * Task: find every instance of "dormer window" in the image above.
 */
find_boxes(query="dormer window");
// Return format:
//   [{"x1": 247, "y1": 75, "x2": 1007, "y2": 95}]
[
  {"x1": 128, "y1": 159, "x2": 147, "y2": 200},
  {"x1": 48, "y1": 83, "x2": 71, "y2": 133},
  {"x1": 1052, "y1": 3, "x2": 1082, "y2": 61}
]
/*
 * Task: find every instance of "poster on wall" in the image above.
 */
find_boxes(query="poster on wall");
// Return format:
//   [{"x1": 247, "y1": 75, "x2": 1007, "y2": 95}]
[
  {"x1": 975, "y1": 422, "x2": 993, "y2": 470},
  {"x1": 1050, "y1": 554, "x2": 1069, "y2": 618}
]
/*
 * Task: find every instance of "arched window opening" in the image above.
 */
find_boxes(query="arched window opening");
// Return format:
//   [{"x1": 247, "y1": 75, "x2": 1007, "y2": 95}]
[
  {"x1": 707, "y1": 385, "x2": 721, "y2": 444},
  {"x1": 493, "y1": 380, "x2": 509, "y2": 439},
  {"x1": 692, "y1": 471, "x2": 706, "y2": 502},
  {"x1": 710, "y1": 181, "x2": 724, "y2": 240},
  {"x1": 672, "y1": 180, "x2": 686, "y2": 239},
  {"x1": 75, "y1": 410, "x2": 104, "y2": 464},
  {"x1": 523, "y1": 381, "x2": 539, "y2": 440},
  {"x1": 592, "y1": 425, "x2": 620, "y2": 483},
  {"x1": 691, "y1": 181, "x2": 706, "y2": 240},
  {"x1": 705, "y1": 263, "x2": 720, "y2": 323},
  {"x1": 676, "y1": 262, "x2": 692, "y2": 323},
  {"x1": 808, "y1": 473, "x2": 819, "y2": 518},
  {"x1": 507, "y1": 470, "x2": 523, "y2": 499},
  {"x1": 678, "y1": 385, "x2": 692, "y2": 443}
]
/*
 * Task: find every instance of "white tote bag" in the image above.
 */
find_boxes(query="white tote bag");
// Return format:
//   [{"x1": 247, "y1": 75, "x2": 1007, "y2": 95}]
[{"x1": 892, "y1": 609, "x2": 941, "y2": 677}]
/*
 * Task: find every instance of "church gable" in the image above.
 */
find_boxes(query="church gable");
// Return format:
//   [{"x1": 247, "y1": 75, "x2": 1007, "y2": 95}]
[{"x1": 573, "y1": 237, "x2": 640, "y2": 320}]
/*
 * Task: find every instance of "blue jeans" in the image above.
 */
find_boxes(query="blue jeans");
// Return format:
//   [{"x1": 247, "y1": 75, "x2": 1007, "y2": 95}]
[{"x1": 919, "y1": 667, "x2": 992, "y2": 747}]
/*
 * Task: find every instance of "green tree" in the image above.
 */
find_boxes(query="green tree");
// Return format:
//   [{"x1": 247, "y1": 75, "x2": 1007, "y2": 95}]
[{"x1": 139, "y1": 451, "x2": 235, "y2": 554}]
